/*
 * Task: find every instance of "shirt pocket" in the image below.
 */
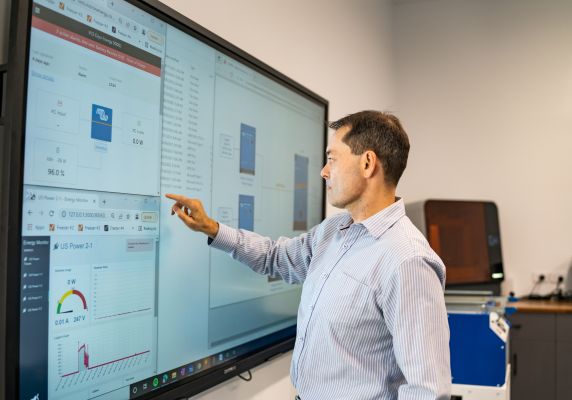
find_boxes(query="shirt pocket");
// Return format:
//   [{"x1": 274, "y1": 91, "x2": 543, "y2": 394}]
[{"x1": 326, "y1": 271, "x2": 372, "y2": 327}]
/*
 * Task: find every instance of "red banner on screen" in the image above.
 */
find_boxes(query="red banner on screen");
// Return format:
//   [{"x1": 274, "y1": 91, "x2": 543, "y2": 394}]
[{"x1": 32, "y1": 16, "x2": 161, "y2": 77}]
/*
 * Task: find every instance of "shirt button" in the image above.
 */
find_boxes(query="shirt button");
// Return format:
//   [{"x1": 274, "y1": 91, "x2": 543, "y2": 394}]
[
  {"x1": 343, "y1": 244, "x2": 348, "y2": 248},
  {"x1": 298, "y1": 336, "x2": 304, "y2": 342},
  {"x1": 321, "y1": 273, "x2": 328, "y2": 279}
]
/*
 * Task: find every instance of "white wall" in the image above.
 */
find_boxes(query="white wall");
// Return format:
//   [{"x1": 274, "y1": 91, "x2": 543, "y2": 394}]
[
  {"x1": 155, "y1": 0, "x2": 395, "y2": 398},
  {"x1": 392, "y1": 0, "x2": 572, "y2": 296}
]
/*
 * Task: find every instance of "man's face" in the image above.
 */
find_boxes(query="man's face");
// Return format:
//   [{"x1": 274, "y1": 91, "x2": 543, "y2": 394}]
[{"x1": 321, "y1": 126, "x2": 366, "y2": 209}]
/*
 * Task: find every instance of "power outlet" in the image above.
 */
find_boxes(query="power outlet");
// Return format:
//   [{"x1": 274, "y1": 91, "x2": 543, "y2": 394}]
[
  {"x1": 546, "y1": 273, "x2": 565, "y2": 284},
  {"x1": 532, "y1": 272, "x2": 564, "y2": 284},
  {"x1": 531, "y1": 273, "x2": 547, "y2": 283}
]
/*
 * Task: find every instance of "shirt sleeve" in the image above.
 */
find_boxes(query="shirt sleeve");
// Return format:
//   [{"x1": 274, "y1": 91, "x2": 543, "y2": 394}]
[
  {"x1": 208, "y1": 222, "x2": 317, "y2": 284},
  {"x1": 380, "y1": 256, "x2": 451, "y2": 400}
]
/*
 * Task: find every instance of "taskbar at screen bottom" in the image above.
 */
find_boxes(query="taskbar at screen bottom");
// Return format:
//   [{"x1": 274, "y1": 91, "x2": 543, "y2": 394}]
[{"x1": 129, "y1": 325, "x2": 296, "y2": 399}]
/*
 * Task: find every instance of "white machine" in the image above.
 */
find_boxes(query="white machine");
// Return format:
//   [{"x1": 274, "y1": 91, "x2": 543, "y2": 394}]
[{"x1": 446, "y1": 291, "x2": 511, "y2": 400}]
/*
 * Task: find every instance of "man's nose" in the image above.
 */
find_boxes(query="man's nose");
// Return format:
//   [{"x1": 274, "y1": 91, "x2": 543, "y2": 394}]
[{"x1": 320, "y1": 164, "x2": 329, "y2": 180}]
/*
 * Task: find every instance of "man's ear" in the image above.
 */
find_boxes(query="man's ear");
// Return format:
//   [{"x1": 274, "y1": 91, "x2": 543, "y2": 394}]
[{"x1": 361, "y1": 150, "x2": 378, "y2": 178}]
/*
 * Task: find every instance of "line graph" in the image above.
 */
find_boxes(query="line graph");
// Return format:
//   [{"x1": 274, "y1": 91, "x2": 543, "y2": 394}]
[
  {"x1": 55, "y1": 344, "x2": 150, "y2": 391},
  {"x1": 59, "y1": 339, "x2": 150, "y2": 376},
  {"x1": 91, "y1": 261, "x2": 155, "y2": 321},
  {"x1": 61, "y1": 342, "x2": 150, "y2": 377},
  {"x1": 51, "y1": 317, "x2": 155, "y2": 394}
]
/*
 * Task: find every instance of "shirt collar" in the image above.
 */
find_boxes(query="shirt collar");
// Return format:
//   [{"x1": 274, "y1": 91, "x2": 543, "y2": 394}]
[
  {"x1": 362, "y1": 198, "x2": 406, "y2": 239},
  {"x1": 338, "y1": 198, "x2": 406, "y2": 239},
  {"x1": 338, "y1": 197, "x2": 405, "y2": 239},
  {"x1": 337, "y1": 213, "x2": 354, "y2": 230}
]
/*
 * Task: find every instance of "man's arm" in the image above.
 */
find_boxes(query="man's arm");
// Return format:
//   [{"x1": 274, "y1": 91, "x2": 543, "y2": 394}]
[
  {"x1": 165, "y1": 193, "x2": 315, "y2": 284},
  {"x1": 381, "y1": 256, "x2": 451, "y2": 400},
  {"x1": 209, "y1": 222, "x2": 315, "y2": 284}
]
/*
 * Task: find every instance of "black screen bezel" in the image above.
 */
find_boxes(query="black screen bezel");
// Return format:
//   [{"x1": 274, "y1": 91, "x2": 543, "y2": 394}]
[{"x1": 0, "y1": 0, "x2": 328, "y2": 399}]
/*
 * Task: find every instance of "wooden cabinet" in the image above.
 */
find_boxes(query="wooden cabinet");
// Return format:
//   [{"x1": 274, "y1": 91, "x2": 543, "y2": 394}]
[
  {"x1": 509, "y1": 313, "x2": 556, "y2": 400},
  {"x1": 509, "y1": 308, "x2": 572, "y2": 400},
  {"x1": 556, "y1": 314, "x2": 572, "y2": 400}
]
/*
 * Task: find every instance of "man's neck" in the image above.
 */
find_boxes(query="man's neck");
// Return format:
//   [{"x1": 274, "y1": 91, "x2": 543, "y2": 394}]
[{"x1": 347, "y1": 190, "x2": 397, "y2": 223}]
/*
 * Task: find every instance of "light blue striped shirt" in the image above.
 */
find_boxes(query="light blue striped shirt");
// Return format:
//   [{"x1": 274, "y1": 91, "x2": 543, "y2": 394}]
[{"x1": 210, "y1": 198, "x2": 451, "y2": 400}]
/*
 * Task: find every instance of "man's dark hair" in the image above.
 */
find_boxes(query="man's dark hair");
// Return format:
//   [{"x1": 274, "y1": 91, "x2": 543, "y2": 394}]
[{"x1": 329, "y1": 110, "x2": 410, "y2": 187}]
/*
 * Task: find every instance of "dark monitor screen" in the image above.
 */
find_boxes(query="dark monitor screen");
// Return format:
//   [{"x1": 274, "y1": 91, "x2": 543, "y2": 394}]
[
  {"x1": 4, "y1": 0, "x2": 327, "y2": 399},
  {"x1": 424, "y1": 200, "x2": 504, "y2": 285}
]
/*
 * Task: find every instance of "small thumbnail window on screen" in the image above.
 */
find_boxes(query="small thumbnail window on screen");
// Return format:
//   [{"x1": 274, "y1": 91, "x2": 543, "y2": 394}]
[
  {"x1": 239, "y1": 123, "x2": 256, "y2": 175},
  {"x1": 293, "y1": 154, "x2": 309, "y2": 231},
  {"x1": 238, "y1": 195, "x2": 255, "y2": 231}
]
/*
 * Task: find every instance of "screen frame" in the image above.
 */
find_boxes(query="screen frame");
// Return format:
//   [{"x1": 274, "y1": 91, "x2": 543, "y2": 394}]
[{"x1": 0, "y1": 0, "x2": 329, "y2": 399}]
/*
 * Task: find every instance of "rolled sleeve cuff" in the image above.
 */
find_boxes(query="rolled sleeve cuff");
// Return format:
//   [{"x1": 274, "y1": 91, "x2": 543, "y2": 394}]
[{"x1": 207, "y1": 223, "x2": 238, "y2": 253}]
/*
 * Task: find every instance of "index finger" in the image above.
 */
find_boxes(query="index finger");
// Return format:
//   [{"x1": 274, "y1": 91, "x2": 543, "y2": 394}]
[{"x1": 165, "y1": 193, "x2": 186, "y2": 202}]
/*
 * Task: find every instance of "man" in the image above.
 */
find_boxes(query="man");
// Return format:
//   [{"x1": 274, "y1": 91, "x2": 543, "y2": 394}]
[{"x1": 166, "y1": 111, "x2": 451, "y2": 400}]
